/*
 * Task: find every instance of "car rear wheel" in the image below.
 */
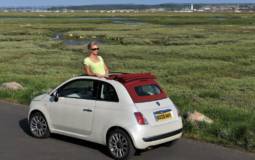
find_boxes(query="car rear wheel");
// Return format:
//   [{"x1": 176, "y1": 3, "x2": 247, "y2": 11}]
[
  {"x1": 29, "y1": 112, "x2": 50, "y2": 138},
  {"x1": 107, "y1": 129, "x2": 136, "y2": 160}
]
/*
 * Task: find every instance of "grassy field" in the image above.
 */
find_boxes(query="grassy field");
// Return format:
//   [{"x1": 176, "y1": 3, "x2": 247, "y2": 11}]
[{"x1": 0, "y1": 12, "x2": 254, "y2": 151}]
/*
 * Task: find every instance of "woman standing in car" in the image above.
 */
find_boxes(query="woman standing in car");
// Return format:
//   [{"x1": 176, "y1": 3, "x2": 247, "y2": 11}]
[{"x1": 83, "y1": 41, "x2": 109, "y2": 78}]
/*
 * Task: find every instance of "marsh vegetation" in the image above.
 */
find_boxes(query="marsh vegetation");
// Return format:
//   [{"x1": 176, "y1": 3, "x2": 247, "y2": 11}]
[{"x1": 0, "y1": 12, "x2": 254, "y2": 151}]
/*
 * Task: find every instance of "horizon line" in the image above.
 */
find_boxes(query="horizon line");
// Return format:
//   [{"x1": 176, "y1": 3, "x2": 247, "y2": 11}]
[{"x1": 1, "y1": 2, "x2": 255, "y2": 8}]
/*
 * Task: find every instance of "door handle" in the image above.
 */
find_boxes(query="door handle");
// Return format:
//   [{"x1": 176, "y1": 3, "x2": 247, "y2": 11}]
[{"x1": 83, "y1": 108, "x2": 92, "y2": 112}]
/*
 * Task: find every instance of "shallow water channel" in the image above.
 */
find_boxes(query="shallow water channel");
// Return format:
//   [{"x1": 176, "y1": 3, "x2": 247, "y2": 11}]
[
  {"x1": 53, "y1": 33, "x2": 112, "y2": 46},
  {"x1": 52, "y1": 17, "x2": 143, "y2": 46}
]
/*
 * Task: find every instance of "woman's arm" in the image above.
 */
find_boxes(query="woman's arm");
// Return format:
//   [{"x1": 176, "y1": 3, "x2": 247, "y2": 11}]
[
  {"x1": 104, "y1": 64, "x2": 109, "y2": 75},
  {"x1": 84, "y1": 65, "x2": 96, "y2": 76}
]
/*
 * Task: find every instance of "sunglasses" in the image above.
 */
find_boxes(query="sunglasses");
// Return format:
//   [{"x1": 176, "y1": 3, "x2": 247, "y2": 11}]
[{"x1": 91, "y1": 48, "x2": 99, "y2": 51}]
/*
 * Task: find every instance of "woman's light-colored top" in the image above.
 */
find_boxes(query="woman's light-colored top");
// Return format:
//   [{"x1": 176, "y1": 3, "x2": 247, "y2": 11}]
[{"x1": 84, "y1": 56, "x2": 106, "y2": 75}]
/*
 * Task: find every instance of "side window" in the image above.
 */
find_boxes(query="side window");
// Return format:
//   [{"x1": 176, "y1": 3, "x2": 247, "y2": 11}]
[
  {"x1": 58, "y1": 79, "x2": 96, "y2": 100},
  {"x1": 100, "y1": 83, "x2": 119, "y2": 102}
]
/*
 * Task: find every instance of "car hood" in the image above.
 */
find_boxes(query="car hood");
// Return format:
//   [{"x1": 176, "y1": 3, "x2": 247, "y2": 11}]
[{"x1": 32, "y1": 93, "x2": 48, "y2": 101}]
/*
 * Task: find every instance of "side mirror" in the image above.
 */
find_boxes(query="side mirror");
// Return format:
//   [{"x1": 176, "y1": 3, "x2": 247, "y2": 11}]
[{"x1": 52, "y1": 91, "x2": 59, "y2": 102}]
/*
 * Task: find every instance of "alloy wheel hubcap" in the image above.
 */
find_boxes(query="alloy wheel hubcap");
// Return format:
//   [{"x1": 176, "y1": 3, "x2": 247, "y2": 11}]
[
  {"x1": 30, "y1": 114, "x2": 47, "y2": 137},
  {"x1": 109, "y1": 133, "x2": 128, "y2": 158}
]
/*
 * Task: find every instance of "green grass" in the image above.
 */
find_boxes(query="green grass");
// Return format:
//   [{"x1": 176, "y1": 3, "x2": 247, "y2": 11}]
[{"x1": 0, "y1": 12, "x2": 255, "y2": 152}]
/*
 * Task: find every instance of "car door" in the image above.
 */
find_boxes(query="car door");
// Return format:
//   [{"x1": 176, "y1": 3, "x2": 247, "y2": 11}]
[
  {"x1": 48, "y1": 79, "x2": 98, "y2": 136},
  {"x1": 94, "y1": 82, "x2": 120, "y2": 130}
]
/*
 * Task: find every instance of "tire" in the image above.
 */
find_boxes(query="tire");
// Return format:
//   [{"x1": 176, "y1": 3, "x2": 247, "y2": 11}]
[
  {"x1": 29, "y1": 112, "x2": 50, "y2": 138},
  {"x1": 107, "y1": 129, "x2": 136, "y2": 160}
]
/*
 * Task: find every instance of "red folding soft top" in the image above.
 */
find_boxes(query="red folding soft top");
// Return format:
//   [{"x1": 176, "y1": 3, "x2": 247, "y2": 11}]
[
  {"x1": 108, "y1": 73, "x2": 156, "y2": 84},
  {"x1": 108, "y1": 73, "x2": 167, "y2": 103}
]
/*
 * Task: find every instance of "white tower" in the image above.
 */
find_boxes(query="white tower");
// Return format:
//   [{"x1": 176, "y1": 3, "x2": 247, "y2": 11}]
[{"x1": 191, "y1": 3, "x2": 194, "y2": 11}]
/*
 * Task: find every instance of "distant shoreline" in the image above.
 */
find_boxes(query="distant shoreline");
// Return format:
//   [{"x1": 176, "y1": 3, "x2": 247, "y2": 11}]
[{"x1": 1, "y1": 3, "x2": 255, "y2": 13}]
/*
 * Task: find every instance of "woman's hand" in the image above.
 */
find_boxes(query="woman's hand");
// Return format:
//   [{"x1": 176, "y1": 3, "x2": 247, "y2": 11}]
[{"x1": 96, "y1": 73, "x2": 106, "y2": 78}]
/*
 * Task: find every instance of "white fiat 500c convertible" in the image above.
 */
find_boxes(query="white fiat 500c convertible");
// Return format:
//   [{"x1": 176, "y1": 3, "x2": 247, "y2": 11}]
[{"x1": 28, "y1": 73, "x2": 183, "y2": 160}]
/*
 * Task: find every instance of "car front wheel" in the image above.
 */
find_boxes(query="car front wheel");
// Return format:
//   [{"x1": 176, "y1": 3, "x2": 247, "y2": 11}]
[
  {"x1": 29, "y1": 112, "x2": 50, "y2": 138},
  {"x1": 107, "y1": 129, "x2": 136, "y2": 160}
]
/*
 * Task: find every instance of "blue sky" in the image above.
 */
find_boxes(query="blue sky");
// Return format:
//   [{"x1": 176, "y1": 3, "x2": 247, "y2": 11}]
[{"x1": 0, "y1": 0, "x2": 254, "y2": 7}]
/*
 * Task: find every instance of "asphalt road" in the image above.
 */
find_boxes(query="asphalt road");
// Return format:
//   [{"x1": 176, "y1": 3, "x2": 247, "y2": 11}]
[{"x1": 0, "y1": 101, "x2": 254, "y2": 160}]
